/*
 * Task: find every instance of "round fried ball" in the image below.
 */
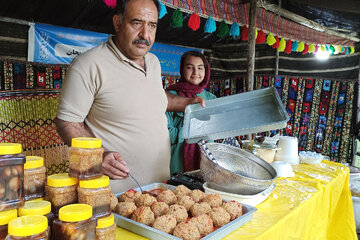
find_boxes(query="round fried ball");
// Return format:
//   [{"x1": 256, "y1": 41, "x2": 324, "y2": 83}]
[
  {"x1": 190, "y1": 189, "x2": 206, "y2": 203},
  {"x1": 119, "y1": 189, "x2": 141, "y2": 203},
  {"x1": 157, "y1": 189, "x2": 177, "y2": 205},
  {"x1": 114, "y1": 202, "x2": 137, "y2": 218},
  {"x1": 173, "y1": 222, "x2": 201, "y2": 240},
  {"x1": 152, "y1": 214, "x2": 177, "y2": 234},
  {"x1": 203, "y1": 194, "x2": 222, "y2": 208},
  {"x1": 110, "y1": 192, "x2": 119, "y2": 211},
  {"x1": 167, "y1": 204, "x2": 188, "y2": 223},
  {"x1": 135, "y1": 193, "x2": 157, "y2": 207},
  {"x1": 209, "y1": 207, "x2": 231, "y2": 227},
  {"x1": 131, "y1": 206, "x2": 155, "y2": 226},
  {"x1": 223, "y1": 200, "x2": 242, "y2": 220},
  {"x1": 178, "y1": 195, "x2": 195, "y2": 211},
  {"x1": 189, "y1": 202, "x2": 211, "y2": 217},
  {"x1": 173, "y1": 185, "x2": 192, "y2": 199},
  {"x1": 150, "y1": 201, "x2": 169, "y2": 218},
  {"x1": 189, "y1": 214, "x2": 214, "y2": 236}
]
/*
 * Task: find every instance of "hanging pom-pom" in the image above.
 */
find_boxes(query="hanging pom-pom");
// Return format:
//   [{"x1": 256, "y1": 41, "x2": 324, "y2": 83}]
[
  {"x1": 345, "y1": 47, "x2": 349, "y2": 54},
  {"x1": 320, "y1": 45, "x2": 326, "y2": 52},
  {"x1": 103, "y1": 0, "x2": 117, "y2": 8},
  {"x1": 340, "y1": 46, "x2": 346, "y2": 54},
  {"x1": 255, "y1": 30, "x2": 266, "y2": 44},
  {"x1": 335, "y1": 45, "x2": 341, "y2": 54},
  {"x1": 217, "y1": 21, "x2": 229, "y2": 37},
  {"x1": 314, "y1": 45, "x2": 319, "y2": 54},
  {"x1": 285, "y1": 40, "x2": 292, "y2": 53},
  {"x1": 291, "y1": 41, "x2": 298, "y2": 52},
  {"x1": 158, "y1": 0, "x2": 167, "y2": 19},
  {"x1": 229, "y1": 22, "x2": 240, "y2": 39},
  {"x1": 204, "y1": 17, "x2": 216, "y2": 33},
  {"x1": 308, "y1": 44, "x2": 315, "y2": 53},
  {"x1": 329, "y1": 45, "x2": 335, "y2": 54},
  {"x1": 255, "y1": 29, "x2": 258, "y2": 39},
  {"x1": 297, "y1": 42, "x2": 304, "y2": 52},
  {"x1": 242, "y1": 25, "x2": 249, "y2": 41},
  {"x1": 272, "y1": 36, "x2": 280, "y2": 48},
  {"x1": 188, "y1": 13, "x2": 200, "y2": 31},
  {"x1": 278, "y1": 38, "x2": 286, "y2": 52},
  {"x1": 302, "y1": 44, "x2": 309, "y2": 54},
  {"x1": 350, "y1": 47, "x2": 355, "y2": 54},
  {"x1": 266, "y1": 33, "x2": 276, "y2": 46},
  {"x1": 170, "y1": 8, "x2": 183, "y2": 28}
]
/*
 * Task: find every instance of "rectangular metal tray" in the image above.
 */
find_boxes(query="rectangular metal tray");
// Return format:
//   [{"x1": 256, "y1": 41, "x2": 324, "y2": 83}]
[
  {"x1": 114, "y1": 183, "x2": 257, "y2": 240},
  {"x1": 182, "y1": 87, "x2": 289, "y2": 143}
]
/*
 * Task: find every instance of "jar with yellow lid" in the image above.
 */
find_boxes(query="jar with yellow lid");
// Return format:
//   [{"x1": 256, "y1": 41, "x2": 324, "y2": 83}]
[
  {"x1": 44, "y1": 173, "x2": 78, "y2": 216},
  {"x1": 52, "y1": 204, "x2": 96, "y2": 240},
  {"x1": 69, "y1": 137, "x2": 104, "y2": 180},
  {"x1": 0, "y1": 209, "x2": 17, "y2": 239},
  {"x1": 78, "y1": 175, "x2": 111, "y2": 219},
  {"x1": 6, "y1": 215, "x2": 48, "y2": 240},
  {"x1": 18, "y1": 200, "x2": 54, "y2": 239},
  {"x1": 0, "y1": 143, "x2": 25, "y2": 211},
  {"x1": 24, "y1": 156, "x2": 46, "y2": 201},
  {"x1": 95, "y1": 214, "x2": 116, "y2": 240}
]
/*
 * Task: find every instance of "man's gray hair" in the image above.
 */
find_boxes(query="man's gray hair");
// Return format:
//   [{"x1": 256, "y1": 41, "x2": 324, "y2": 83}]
[{"x1": 115, "y1": 0, "x2": 160, "y2": 23}]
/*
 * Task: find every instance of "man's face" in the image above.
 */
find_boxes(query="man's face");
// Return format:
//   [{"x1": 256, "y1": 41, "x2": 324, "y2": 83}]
[{"x1": 113, "y1": 0, "x2": 158, "y2": 62}]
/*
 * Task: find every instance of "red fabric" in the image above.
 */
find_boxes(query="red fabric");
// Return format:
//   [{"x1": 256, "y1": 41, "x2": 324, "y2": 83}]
[
  {"x1": 272, "y1": 36, "x2": 279, "y2": 48},
  {"x1": 302, "y1": 44, "x2": 309, "y2": 54},
  {"x1": 241, "y1": 25, "x2": 248, "y2": 41},
  {"x1": 188, "y1": 13, "x2": 201, "y2": 31},
  {"x1": 103, "y1": 0, "x2": 117, "y2": 8},
  {"x1": 285, "y1": 40, "x2": 292, "y2": 54},
  {"x1": 256, "y1": 30, "x2": 266, "y2": 44}
]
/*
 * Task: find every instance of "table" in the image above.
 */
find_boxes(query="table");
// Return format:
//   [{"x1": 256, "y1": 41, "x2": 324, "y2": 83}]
[{"x1": 115, "y1": 160, "x2": 356, "y2": 240}]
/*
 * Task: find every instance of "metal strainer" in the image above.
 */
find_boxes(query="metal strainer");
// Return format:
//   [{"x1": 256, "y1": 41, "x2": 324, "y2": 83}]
[{"x1": 199, "y1": 142, "x2": 277, "y2": 195}]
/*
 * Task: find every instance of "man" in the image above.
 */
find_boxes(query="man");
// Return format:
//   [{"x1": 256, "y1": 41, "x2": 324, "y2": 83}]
[{"x1": 55, "y1": 0, "x2": 204, "y2": 193}]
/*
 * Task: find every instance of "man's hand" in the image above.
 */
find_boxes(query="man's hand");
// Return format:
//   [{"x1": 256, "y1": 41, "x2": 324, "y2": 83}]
[
  {"x1": 102, "y1": 151, "x2": 130, "y2": 180},
  {"x1": 166, "y1": 91, "x2": 206, "y2": 112},
  {"x1": 188, "y1": 96, "x2": 205, "y2": 108}
]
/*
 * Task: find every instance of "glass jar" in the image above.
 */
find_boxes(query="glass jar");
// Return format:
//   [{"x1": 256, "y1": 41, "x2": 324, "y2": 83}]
[
  {"x1": 18, "y1": 200, "x2": 54, "y2": 239},
  {"x1": 68, "y1": 137, "x2": 104, "y2": 180},
  {"x1": 24, "y1": 156, "x2": 46, "y2": 201},
  {"x1": 6, "y1": 215, "x2": 48, "y2": 240},
  {"x1": 78, "y1": 175, "x2": 111, "y2": 219},
  {"x1": 95, "y1": 214, "x2": 116, "y2": 240},
  {"x1": 52, "y1": 204, "x2": 96, "y2": 240},
  {"x1": 0, "y1": 209, "x2": 17, "y2": 240},
  {"x1": 0, "y1": 143, "x2": 25, "y2": 211},
  {"x1": 44, "y1": 173, "x2": 78, "y2": 216}
]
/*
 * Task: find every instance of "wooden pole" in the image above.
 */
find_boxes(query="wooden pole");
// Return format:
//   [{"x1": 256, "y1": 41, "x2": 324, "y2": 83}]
[
  {"x1": 274, "y1": 0, "x2": 281, "y2": 76},
  {"x1": 246, "y1": 0, "x2": 257, "y2": 91}
]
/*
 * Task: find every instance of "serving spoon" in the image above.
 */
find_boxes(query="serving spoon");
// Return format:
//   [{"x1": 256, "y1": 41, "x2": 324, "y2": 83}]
[{"x1": 129, "y1": 173, "x2": 144, "y2": 193}]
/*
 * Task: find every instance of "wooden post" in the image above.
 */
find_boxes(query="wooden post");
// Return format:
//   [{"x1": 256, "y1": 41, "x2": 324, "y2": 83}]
[
  {"x1": 274, "y1": 0, "x2": 281, "y2": 76},
  {"x1": 246, "y1": 0, "x2": 257, "y2": 91}
]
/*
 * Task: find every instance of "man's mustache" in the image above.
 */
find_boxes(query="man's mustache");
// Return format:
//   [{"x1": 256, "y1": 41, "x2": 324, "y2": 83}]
[{"x1": 133, "y1": 39, "x2": 150, "y2": 46}]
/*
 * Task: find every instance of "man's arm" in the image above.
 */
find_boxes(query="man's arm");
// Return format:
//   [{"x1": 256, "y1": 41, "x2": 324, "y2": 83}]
[
  {"x1": 54, "y1": 117, "x2": 94, "y2": 146},
  {"x1": 166, "y1": 91, "x2": 206, "y2": 112}
]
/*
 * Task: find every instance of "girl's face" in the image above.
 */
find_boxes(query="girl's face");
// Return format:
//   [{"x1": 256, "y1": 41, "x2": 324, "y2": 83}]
[{"x1": 182, "y1": 56, "x2": 205, "y2": 85}]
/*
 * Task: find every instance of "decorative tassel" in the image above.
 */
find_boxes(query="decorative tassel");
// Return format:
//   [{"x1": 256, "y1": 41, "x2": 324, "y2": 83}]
[
  {"x1": 340, "y1": 46, "x2": 346, "y2": 54},
  {"x1": 266, "y1": 33, "x2": 276, "y2": 46},
  {"x1": 285, "y1": 40, "x2": 292, "y2": 53},
  {"x1": 350, "y1": 47, "x2": 355, "y2": 54},
  {"x1": 255, "y1": 30, "x2": 266, "y2": 44},
  {"x1": 335, "y1": 45, "x2": 341, "y2": 54},
  {"x1": 158, "y1": 0, "x2": 167, "y2": 19},
  {"x1": 345, "y1": 47, "x2": 349, "y2": 54},
  {"x1": 103, "y1": 0, "x2": 117, "y2": 8},
  {"x1": 242, "y1": 25, "x2": 249, "y2": 41},
  {"x1": 255, "y1": 29, "x2": 258, "y2": 39},
  {"x1": 297, "y1": 42, "x2": 304, "y2": 52},
  {"x1": 170, "y1": 8, "x2": 183, "y2": 28},
  {"x1": 229, "y1": 22, "x2": 240, "y2": 39},
  {"x1": 217, "y1": 21, "x2": 229, "y2": 37},
  {"x1": 278, "y1": 38, "x2": 286, "y2": 52},
  {"x1": 314, "y1": 45, "x2": 319, "y2": 53},
  {"x1": 188, "y1": 13, "x2": 200, "y2": 31},
  {"x1": 320, "y1": 45, "x2": 326, "y2": 52},
  {"x1": 308, "y1": 44, "x2": 315, "y2": 53},
  {"x1": 329, "y1": 45, "x2": 335, "y2": 54},
  {"x1": 204, "y1": 17, "x2": 216, "y2": 33},
  {"x1": 302, "y1": 44, "x2": 309, "y2": 54},
  {"x1": 272, "y1": 36, "x2": 279, "y2": 48},
  {"x1": 291, "y1": 41, "x2": 298, "y2": 52}
]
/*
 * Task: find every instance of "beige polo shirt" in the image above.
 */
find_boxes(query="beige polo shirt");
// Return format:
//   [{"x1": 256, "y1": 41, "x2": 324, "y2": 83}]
[{"x1": 57, "y1": 37, "x2": 170, "y2": 193}]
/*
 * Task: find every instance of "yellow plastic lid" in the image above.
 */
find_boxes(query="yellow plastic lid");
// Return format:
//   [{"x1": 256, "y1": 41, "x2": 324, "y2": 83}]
[
  {"x1": 59, "y1": 204, "x2": 92, "y2": 222},
  {"x1": 8, "y1": 215, "x2": 48, "y2": 237},
  {"x1": 0, "y1": 209, "x2": 17, "y2": 225},
  {"x1": 24, "y1": 156, "x2": 44, "y2": 169},
  {"x1": 96, "y1": 214, "x2": 114, "y2": 229},
  {"x1": 47, "y1": 173, "x2": 78, "y2": 187},
  {"x1": 18, "y1": 200, "x2": 51, "y2": 217},
  {"x1": 71, "y1": 137, "x2": 102, "y2": 149},
  {"x1": 79, "y1": 175, "x2": 109, "y2": 189},
  {"x1": 0, "y1": 143, "x2": 22, "y2": 155}
]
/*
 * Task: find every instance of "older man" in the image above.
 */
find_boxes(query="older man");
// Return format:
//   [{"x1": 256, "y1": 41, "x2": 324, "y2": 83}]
[{"x1": 55, "y1": 0, "x2": 204, "y2": 192}]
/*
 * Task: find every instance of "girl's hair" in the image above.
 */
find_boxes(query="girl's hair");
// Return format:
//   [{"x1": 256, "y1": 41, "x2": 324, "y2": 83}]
[{"x1": 180, "y1": 51, "x2": 209, "y2": 77}]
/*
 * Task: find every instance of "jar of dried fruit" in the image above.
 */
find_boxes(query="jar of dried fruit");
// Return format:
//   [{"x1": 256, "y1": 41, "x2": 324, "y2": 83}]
[
  {"x1": 69, "y1": 137, "x2": 104, "y2": 180},
  {"x1": 52, "y1": 204, "x2": 96, "y2": 240},
  {"x1": 78, "y1": 175, "x2": 111, "y2": 219},
  {"x1": 0, "y1": 209, "x2": 17, "y2": 239},
  {"x1": 6, "y1": 215, "x2": 48, "y2": 239},
  {"x1": 95, "y1": 214, "x2": 116, "y2": 240},
  {"x1": 24, "y1": 156, "x2": 46, "y2": 201},
  {"x1": 45, "y1": 173, "x2": 78, "y2": 216},
  {"x1": 0, "y1": 143, "x2": 25, "y2": 211}
]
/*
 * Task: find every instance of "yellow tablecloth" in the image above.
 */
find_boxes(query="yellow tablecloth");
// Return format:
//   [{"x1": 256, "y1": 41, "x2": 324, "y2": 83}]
[{"x1": 115, "y1": 160, "x2": 356, "y2": 240}]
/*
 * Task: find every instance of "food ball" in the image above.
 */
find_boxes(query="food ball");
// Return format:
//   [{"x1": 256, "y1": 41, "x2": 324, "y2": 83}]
[
  {"x1": 131, "y1": 206, "x2": 155, "y2": 226},
  {"x1": 110, "y1": 192, "x2": 119, "y2": 211},
  {"x1": 203, "y1": 194, "x2": 222, "y2": 208},
  {"x1": 167, "y1": 204, "x2": 188, "y2": 223},
  {"x1": 135, "y1": 193, "x2": 157, "y2": 207},
  {"x1": 118, "y1": 189, "x2": 141, "y2": 203},
  {"x1": 209, "y1": 207, "x2": 231, "y2": 227},
  {"x1": 114, "y1": 202, "x2": 137, "y2": 218},
  {"x1": 189, "y1": 202, "x2": 211, "y2": 217},
  {"x1": 173, "y1": 222, "x2": 201, "y2": 240},
  {"x1": 178, "y1": 195, "x2": 195, "y2": 211},
  {"x1": 173, "y1": 185, "x2": 192, "y2": 199},
  {"x1": 152, "y1": 214, "x2": 177, "y2": 234},
  {"x1": 223, "y1": 200, "x2": 242, "y2": 220},
  {"x1": 189, "y1": 214, "x2": 214, "y2": 236},
  {"x1": 157, "y1": 189, "x2": 177, "y2": 205},
  {"x1": 150, "y1": 201, "x2": 169, "y2": 218},
  {"x1": 190, "y1": 189, "x2": 206, "y2": 203}
]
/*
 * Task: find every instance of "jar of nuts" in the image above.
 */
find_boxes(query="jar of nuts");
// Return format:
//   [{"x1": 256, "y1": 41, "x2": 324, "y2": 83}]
[
  {"x1": 52, "y1": 204, "x2": 96, "y2": 240},
  {"x1": 96, "y1": 214, "x2": 116, "y2": 240},
  {"x1": 45, "y1": 173, "x2": 78, "y2": 216},
  {"x1": 6, "y1": 215, "x2": 48, "y2": 240},
  {"x1": 24, "y1": 156, "x2": 46, "y2": 201},
  {"x1": 78, "y1": 175, "x2": 111, "y2": 219},
  {"x1": 0, "y1": 143, "x2": 25, "y2": 211},
  {"x1": 69, "y1": 137, "x2": 104, "y2": 180},
  {"x1": 0, "y1": 209, "x2": 17, "y2": 239}
]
